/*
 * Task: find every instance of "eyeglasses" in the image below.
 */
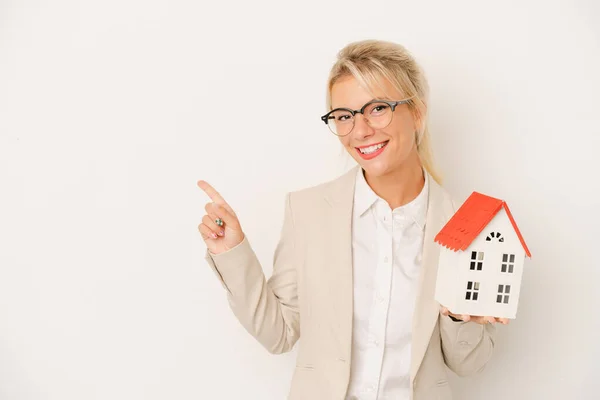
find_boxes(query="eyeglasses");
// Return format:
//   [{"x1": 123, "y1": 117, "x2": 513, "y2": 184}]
[{"x1": 320, "y1": 99, "x2": 411, "y2": 136}]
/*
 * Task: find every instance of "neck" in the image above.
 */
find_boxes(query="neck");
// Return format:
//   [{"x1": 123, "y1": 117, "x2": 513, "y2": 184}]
[{"x1": 363, "y1": 160, "x2": 425, "y2": 210}]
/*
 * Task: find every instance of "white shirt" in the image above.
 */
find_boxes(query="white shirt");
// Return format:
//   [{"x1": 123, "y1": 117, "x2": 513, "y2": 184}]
[{"x1": 345, "y1": 167, "x2": 429, "y2": 400}]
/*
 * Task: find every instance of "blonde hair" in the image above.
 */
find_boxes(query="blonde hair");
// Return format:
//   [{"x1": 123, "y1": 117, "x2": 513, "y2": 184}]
[{"x1": 326, "y1": 39, "x2": 442, "y2": 184}]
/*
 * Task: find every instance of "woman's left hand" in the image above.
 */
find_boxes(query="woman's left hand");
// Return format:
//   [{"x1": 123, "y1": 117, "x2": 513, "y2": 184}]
[{"x1": 440, "y1": 306, "x2": 509, "y2": 325}]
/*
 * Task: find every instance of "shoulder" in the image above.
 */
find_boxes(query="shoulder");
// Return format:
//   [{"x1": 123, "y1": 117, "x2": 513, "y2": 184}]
[
  {"x1": 439, "y1": 183, "x2": 460, "y2": 211},
  {"x1": 427, "y1": 173, "x2": 462, "y2": 219}
]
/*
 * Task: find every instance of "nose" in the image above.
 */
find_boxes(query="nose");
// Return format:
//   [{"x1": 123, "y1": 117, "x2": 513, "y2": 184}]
[{"x1": 351, "y1": 114, "x2": 375, "y2": 140}]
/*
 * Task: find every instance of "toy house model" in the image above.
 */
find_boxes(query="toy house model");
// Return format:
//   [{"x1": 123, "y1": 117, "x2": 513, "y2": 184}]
[{"x1": 434, "y1": 192, "x2": 531, "y2": 319}]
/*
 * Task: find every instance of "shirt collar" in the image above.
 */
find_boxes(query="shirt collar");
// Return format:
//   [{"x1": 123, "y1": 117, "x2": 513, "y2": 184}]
[
  {"x1": 354, "y1": 167, "x2": 429, "y2": 230},
  {"x1": 354, "y1": 167, "x2": 380, "y2": 217}
]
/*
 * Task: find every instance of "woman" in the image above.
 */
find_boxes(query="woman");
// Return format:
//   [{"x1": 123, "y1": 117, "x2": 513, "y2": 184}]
[{"x1": 197, "y1": 39, "x2": 508, "y2": 400}]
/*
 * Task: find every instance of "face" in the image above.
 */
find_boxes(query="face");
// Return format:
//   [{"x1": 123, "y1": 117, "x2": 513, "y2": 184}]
[{"x1": 330, "y1": 75, "x2": 421, "y2": 178}]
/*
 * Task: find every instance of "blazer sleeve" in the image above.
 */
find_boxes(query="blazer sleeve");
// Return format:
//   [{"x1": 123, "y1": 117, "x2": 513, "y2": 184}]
[
  {"x1": 439, "y1": 314, "x2": 496, "y2": 376},
  {"x1": 438, "y1": 196, "x2": 496, "y2": 376},
  {"x1": 203, "y1": 192, "x2": 300, "y2": 355}
]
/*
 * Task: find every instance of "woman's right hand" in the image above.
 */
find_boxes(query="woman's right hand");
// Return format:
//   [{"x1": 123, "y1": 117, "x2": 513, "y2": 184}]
[{"x1": 197, "y1": 180, "x2": 245, "y2": 255}]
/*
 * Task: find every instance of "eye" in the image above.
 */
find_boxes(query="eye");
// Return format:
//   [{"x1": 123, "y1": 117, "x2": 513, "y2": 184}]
[
  {"x1": 371, "y1": 104, "x2": 389, "y2": 114},
  {"x1": 365, "y1": 102, "x2": 391, "y2": 117},
  {"x1": 330, "y1": 110, "x2": 353, "y2": 123}
]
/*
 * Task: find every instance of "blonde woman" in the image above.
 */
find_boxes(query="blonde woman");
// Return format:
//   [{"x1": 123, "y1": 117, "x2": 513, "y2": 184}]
[{"x1": 198, "y1": 39, "x2": 507, "y2": 400}]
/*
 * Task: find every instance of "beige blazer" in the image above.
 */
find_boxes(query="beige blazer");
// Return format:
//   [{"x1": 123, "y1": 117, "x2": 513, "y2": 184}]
[{"x1": 205, "y1": 166, "x2": 496, "y2": 400}]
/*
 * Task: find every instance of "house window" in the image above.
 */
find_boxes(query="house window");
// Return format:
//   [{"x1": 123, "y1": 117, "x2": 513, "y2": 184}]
[
  {"x1": 486, "y1": 231, "x2": 504, "y2": 242},
  {"x1": 501, "y1": 253, "x2": 515, "y2": 273},
  {"x1": 496, "y1": 284, "x2": 511, "y2": 304},
  {"x1": 465, "y1": 281, "x2": 480, "y2": 301},
  {"x1": 470, "y1": 251, "x2": 484, "y2": 271}
]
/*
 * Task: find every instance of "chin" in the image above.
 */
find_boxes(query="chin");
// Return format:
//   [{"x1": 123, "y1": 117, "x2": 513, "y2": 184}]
[{"x1": 359, "y1": 161, "x2": 391, "y2": 177}]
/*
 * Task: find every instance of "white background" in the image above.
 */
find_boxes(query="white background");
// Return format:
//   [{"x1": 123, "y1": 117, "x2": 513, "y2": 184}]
[{"x1": 1, "y1": 1, "x2": 599, "y2": 399}]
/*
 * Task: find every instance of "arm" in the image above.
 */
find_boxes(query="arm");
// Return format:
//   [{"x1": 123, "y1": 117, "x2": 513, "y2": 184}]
[
  {"x1": 435, "y1": 196, "x2": 500, "y2": 376},
  {"x1": 204, "y1": 192, "x2": 299, "y2": 355},
  {"x1": 439, "y1": 314, "x2": 496, "y2": 376}
]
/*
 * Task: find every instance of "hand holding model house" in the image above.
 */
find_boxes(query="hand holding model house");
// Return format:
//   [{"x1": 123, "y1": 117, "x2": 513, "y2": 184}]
[{"x1": 434, "y1": 192, "x2": 531, "y2": 324}]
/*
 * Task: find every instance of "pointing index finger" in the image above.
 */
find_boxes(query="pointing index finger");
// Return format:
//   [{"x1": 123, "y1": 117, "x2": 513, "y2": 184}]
[
  {"x1": 197, "y1": 180, "x2": 226, "y2": 204},
  {"x1": 197, "y1": 180, "x2": 236, "y2": 216}
]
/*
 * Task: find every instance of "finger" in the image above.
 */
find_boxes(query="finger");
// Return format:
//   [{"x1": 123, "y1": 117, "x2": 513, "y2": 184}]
[
  {"x1": 498, "y1": 318, "x2": 510, "y2": 325},
  {"x1": 485, "y1": 316, "x2": 496, "y2": 325},
  {"x1": 449, "y1": 313, "x2": 463, "y2": 321},
  {"x1": 460, "y1": 314, "x2": 471, "y2": 322},
  {"x1": 206, "y1": 202, "x2": 239, "y2": 229},
  {"x1": 441, "y1": 307, "x2": 464, "y2": 321},
  {"x1": 198, "y1": 181, "x2": 236, "y2": 215},
  {"x1": 197, "y1": 180, "x2": 226, "y2": 203},
  {"x1": 475, "y1": 316, "x2": 492, "y2": 325},
  {"x1": 474, "y1": 316, "x2": 490, "y2": 325},
  {"x1": 202, "y1": 215, "x2": 225, "y2": 237},
  {"x1": 198, "y1": 223, "x2": 218, "y2": 240}
]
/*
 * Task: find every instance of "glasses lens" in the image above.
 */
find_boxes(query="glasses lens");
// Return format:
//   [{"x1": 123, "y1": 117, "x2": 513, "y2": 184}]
[
  {"x1": 327, "y1": 109, "x2": 354, "y2": 136},
  {"x1": 364, "y1": 102, "x2": 393, "y2": 129}
]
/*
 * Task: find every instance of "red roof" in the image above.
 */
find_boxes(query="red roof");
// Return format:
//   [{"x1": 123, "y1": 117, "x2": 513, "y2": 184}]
[{"x1": 434, "y1": 192, "x2": 531, "y2": 257}]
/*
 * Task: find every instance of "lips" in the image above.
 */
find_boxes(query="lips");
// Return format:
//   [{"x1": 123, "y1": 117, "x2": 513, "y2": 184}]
[{"x1": 355, "y1": 140, "x2": 389, "y2": 160}]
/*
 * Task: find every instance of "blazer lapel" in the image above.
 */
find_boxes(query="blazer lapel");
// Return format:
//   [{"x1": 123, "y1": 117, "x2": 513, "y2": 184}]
[
  {"x1": 410, "y1": 175, "x2": 448, "y2": 382},
  {"x1": 323, "y1": 166, "x2": 358, "y2": 362}
]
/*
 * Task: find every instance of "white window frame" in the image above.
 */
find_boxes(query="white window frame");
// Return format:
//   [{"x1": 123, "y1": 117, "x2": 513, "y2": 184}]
[
  {"x1": 470, "y1": 251, "x2": 484, "y2": 271},
  {"x1": 497, "y1": 284, "x2": 511, "y2": 304},
  {"x1": 465, "y1": 281, "x2": 480, "y2": 301},
  {"x1": 501, "y1": 253, "x2": 515, "y2": 273}
]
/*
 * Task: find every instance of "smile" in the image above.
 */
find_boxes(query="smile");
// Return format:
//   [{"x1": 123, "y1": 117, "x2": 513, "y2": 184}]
[{"x1": 355, "y1": 141, "x2": 389, "y2": 160}]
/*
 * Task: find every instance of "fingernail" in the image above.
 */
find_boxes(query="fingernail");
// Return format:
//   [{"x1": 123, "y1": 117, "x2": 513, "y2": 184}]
[
  {"x1": 211, "y1": 233, "x2": 218, "y2": 239},
  {"x1": 218, "y1": 230, "x2": 224, "y2": 236}
]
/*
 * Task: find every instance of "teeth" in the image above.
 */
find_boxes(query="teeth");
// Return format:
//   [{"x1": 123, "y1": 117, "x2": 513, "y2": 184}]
[{"x1": 359, "y1": 142, "x2": 387, "y2": 154}]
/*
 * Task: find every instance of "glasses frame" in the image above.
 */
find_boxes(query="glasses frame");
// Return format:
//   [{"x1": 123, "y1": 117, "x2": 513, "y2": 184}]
[{"x1": 320, "y1": 99, "x2": 411, "y2": 136}]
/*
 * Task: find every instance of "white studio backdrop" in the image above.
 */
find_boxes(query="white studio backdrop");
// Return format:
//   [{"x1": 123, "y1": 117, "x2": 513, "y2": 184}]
[{"x1": 1, "y1": 1, "x2": 598, "y2": 399}]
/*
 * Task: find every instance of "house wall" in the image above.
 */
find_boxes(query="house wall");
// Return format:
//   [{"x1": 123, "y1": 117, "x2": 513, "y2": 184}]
[
  {"x1": 434, "y1": 246, "x2": 461, "y2": 311},
  {"x1": 452, "y1": 208, "x2": 526, "y2": 318}
]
